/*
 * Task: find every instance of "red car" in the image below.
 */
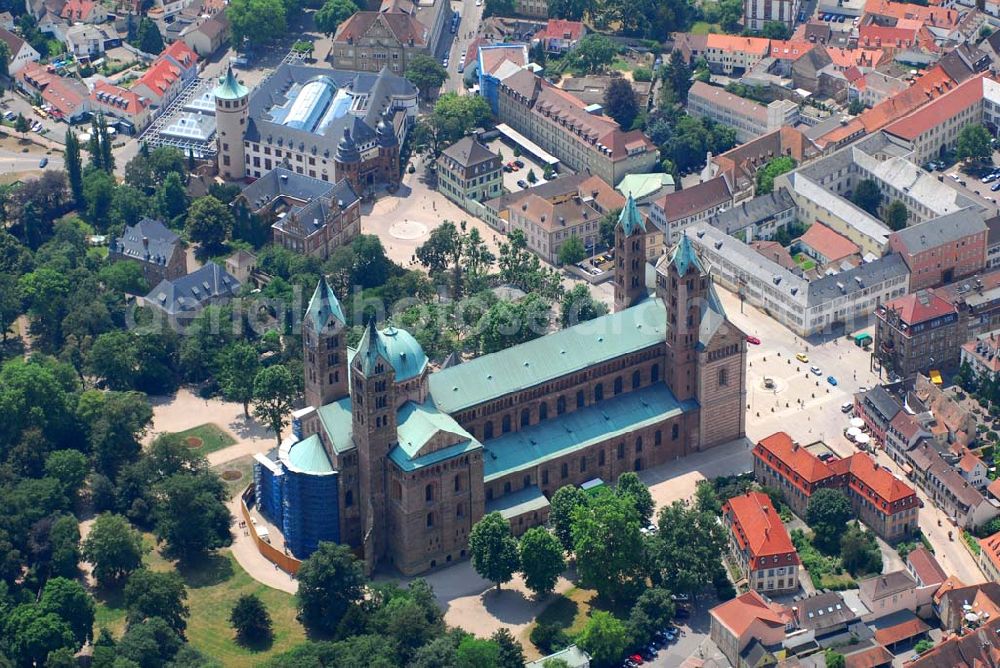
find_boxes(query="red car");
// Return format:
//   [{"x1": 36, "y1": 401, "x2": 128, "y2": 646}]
[
  {"x1": 746, "y1": 335, "x2": 761, "y2": 345},
  {"x1": 629, "y1": 655, "x2": 644, "y2": 665}
]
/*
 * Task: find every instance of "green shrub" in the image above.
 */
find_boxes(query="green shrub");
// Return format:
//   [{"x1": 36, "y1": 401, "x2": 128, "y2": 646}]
[{"x1": 530, "y1": 622, "x2": 570, "y2": 654}]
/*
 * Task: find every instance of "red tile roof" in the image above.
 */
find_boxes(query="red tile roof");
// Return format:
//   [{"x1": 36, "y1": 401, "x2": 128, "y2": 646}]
[
  {"x1": 333, "y1": 11, "x2": 428, "y2": 47},
  {"x1": 654, "y1": 176, "x2": 731, "y2": 224},
  {"x1": 91, "y1": 81, "x2": 148, "y2": 116},
  {"x1": 135, "y1": 59, "x2": 182, "y2": 96},
  {"x1": 162, "y1": 40, "x2": 198, "y2": 70},
  {"x1": 886, "y1": 74, "x2": 989, "y2": 141},
  {"x1": 880, "y1": 290, "x2": 958, "y2": 326},
  {"x1": 768, "y1": 40, "x2": 815, "y2": 61},
  {"x1": 704, "y1": 34, "x2": 771, "y2": 56},
  {"x1": 709, "y1": 590, "x2": 790, "y2": 638},
  {"x1": 826, "y1": 47, "x2": 883, "y2": 70},
  {"x1": 534, "y1": 18, "x2": 584, "y2": 41},
  {"x1": 754, "y1": 432, "x2": 835, "y2": 486},
  {"x1": 988, "y1": 478, "x2": 1000, "y2": 501},
  {"x1": 907, "y1": 546, "x2": 947, "y2": 587},
  {"x1": 60, "y1": 0, "x2": 97, "y2": 20},
  {"x1": 799, "y1": 222, "x2": 860, "y2": 262},
  {"x1": 844, "y1": 644, "x2": 894, "y2": 668},
  {"x1": 959, "y1": 453, "x2": 985, "y2": 474},
  {"x1": 40, "y1": 77, "x2": 86, "y2": 118},
  {"x1": 723, "y1": 491, "x2": 800, "y2": 563},
  {"x1": 873, "y1": 614, "x2": 930, "y2": 646},
  {"x1": 981, "y1": 531, "x2": 1000, "y2": 575},
  {"x1": 829, "y1": 452, "x2": 917, "y2": 506}
]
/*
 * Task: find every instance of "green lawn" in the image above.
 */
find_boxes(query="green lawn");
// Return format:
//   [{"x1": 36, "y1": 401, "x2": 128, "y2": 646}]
[
  {"x1": 795, "y1": 253, "x2": 817, "y2": 271},
  {"x1": 691, "y1": 21, "x2": 721, "y2": 35},
  {"x1": 214, "y1": 454, "x2": 255, "y2": 496},
  {"x1": 174, "y1": 423, "x2": 237, "y2": 457},
  {"x1": 94, "y1": 536, "x2": 305, "y2": 667},
  {"x1": 522, "y1": 587, "x2": 596, "y2": 661}
]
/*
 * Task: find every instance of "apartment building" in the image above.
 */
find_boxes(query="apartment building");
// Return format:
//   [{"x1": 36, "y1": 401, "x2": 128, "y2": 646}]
[
  {"x1": 744, "y1": 0, "x2": 799, "y2": 31},
  {"x1": 908, "y1": 441, "x2": 1000, "y2": 529},
  {"x1": 687, "y1": 222, "x2": 909, "y2": 336},
  {"x1": 884, "y1": 74, "x2": 1000, "y2": 165},
  {"x1": 531, "y1": 19, "x2": 584, "y2": 53},
  {"x1": 649, "y1": 177, "x2": 732, "y2": 244},
  {"x1": 513, "y1": 0, "x2": 547, "y2": 17},
  {"x1": 709, "y1": 591, "x2": 792, "y2": 668},
  {"x1": 496, "y1": 67, "x2": 658, "y2": 185},
  {"x1": 722, "y1": 492, "x2": 800, "y2": 595},
  {"x1": 706, "y1": 189, "x2": 797, "y2": 242},
  {"x1": 701, "y1": 126, "x2": 819, "y2": 201},
  {"x1": 961, "y1": 329, "x2": 1000, "y2": 383},
  {"x1": 980, "y1": 532, "x2": 1000, "y2": 583},
  {"x1": 687, "y1": 82, "x2": 799, "y2": 144},
  {"x1": 484, "y1": 174, "x2": 624, "y2": 264},
  {"x1": 888, "y1": 211, "x2": 988, "y2": 291},
  {"x1": 753, "y1": 432, "x2": 919, "y2": 542},
  {"x1": 874, "y1": 290, "x2": 962, "y2": 378},
  {"x1": 674, "y1": 33, "x2": 771, "y2": 75},
  {"x1": 436, "y1": 137, "x2": 502, "y2": 213}
]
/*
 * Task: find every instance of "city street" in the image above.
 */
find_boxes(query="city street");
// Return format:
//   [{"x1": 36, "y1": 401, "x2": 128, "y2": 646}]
[{"x1": 442, "y1": 0, "x2": 486, "y2": 94}]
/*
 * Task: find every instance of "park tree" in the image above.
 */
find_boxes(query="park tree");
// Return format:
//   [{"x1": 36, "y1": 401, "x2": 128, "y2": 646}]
[
  {"x1": 41, "y1": 514, "x2": 81, "y2": 579},
  {"x1": 64, "y1": 130, "x2": 83, "y2": 206},
  {"x1": 626, "y1": 588, "x2": 675, "y2": 647},
  {"x1": 469, "y1": 511, "x2": 520, "y2": 591},
  {"x1": 153, "y1": 472, "x2": 232, "y2": 560},
  {"x1": 14, "y1": 113, "x2": 29, "y2": 139},
  {"x1": 572, "y1": 490, "x2": 644, "y2": 604},
  {"x1": 456, "y1": 636, "x2": 501, "y2": 667},
  {"x1": 315, "y1": 0, "x2": 358, "y2": 35},
  {"x1": 296, "y1": 542, "x2": 367, "y2": 635},
  {"x1": 569, "y1": 34, "x2": 617, "y2": 73},
  {"x1": 0, "y1": 272, "x2": 20, "y2": 342},
  {"x1": 157, "y1": 172, "x2": 189, "y2": 223},
  {"x1": 518, "y1": 527, "x2": 565, "y2": 597},
  {"x1": 115, "y1": 616, "x2": 188, "y2": 667},
  {"x1": 252, "y1": 365, "x2": 297, "y2": 445},
  {"x1": 616, "y1": 472, "x2": 654, "y2": 524},
  {"x1": 755, "y1": 156, "x2": 795, "y2": 194},
  {"x1": 416, "y1": 220, "x2": 464, "y2": 293},
  {"x1": 806, "y1": 488, "x2": 853, "y2": 553},
  {"x1": 2, "y1": 605, "x2": 76, "y2": 667},
  {"x1": 40, "y1": 577, "x2": 95, "y2": 646},
  {"x1": 228, "y1": 0, "x2": 287, "y2": 47},
  {"x1": 557, "y1": 235, "x2": 586, "y2": 266},
  {"x1": 661, "y1": 50, "x2": 692, "y2": 107},
  {"x1": 527, "y1": 168, "x2": 537, "y2": 184},
  {"x1": 650, "y1": 500, "x2": 727, "y2": 595},
  {"x1": 604, "y1": 78, "x2": 639, "y2": 129},
  {"x1": 135, "y1": 17, "x2": 164, "y2": 54},
  {"x1": 492, "y1": 628, "x2": 526, "y2": 668},
  {"x1": 230, "y1": 593, "x2": 273, "y2": 644},
  {"x1": 81, "y1": 512, "x2": 145, "y2": 587},
  {"x1": 406, "y1": 54, "x2": 449, "y2": 100},
  {"x1": 883, "y1": 199, "x2": 908, "y2": 231},
  {"x1": 78, "y1": 390, "x2": 154, "y2": 476},
  {"x1": 430, "y1": 93, "x2": 493, "y2": 144},
  {"x1": 125, "y1": 569, "x2": 190, "y2": 634},
  {"x1": 958, "y1": 123, "x2": 993, "y2": 163},
  {"x1": 83, "y1": 168, "x2": 116, "y2": 227},
  {"x1": 850, "y1": 179, "x2": 883, "y2": 217},
  {"x1": 186, "y1": 195, "x2": 234, "y2": 252},
  {"x1": 475, "y1": 293, "x2": 552, "y2": 355},
  {"x1": 548, "y1": 0, "x2": 591, "y2": 20},
  {"x1": 549, "y1": 484, "x2": 588, "y2": 552},
  {"x1": 44, "y1": 449, "x2": 88, "y2": 500},
  {"x1": 560, "y1": 283, "x2": 607, "y2": 328},
  {"x1": 577, "y1": 611, "x2": 628, "y2": 668},
  {"x1": 219, "y1": 342, "x2": 261, "y2": 417},
  {"x1": 761, "y1": 20, "x2": 791, "y2": 39}
]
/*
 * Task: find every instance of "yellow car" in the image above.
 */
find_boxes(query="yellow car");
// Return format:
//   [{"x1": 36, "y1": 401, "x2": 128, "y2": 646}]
[{"x1": 796, "y1": 353, "x2": 809, "y2": 363}]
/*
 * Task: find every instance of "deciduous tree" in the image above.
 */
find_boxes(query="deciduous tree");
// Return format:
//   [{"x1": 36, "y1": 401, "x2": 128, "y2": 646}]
[
  {"x1": 186, "y1": 195, "x2": 234, "y2": 252},
  {"x1": 230, "y1": 593, "x2": 273, "y2": 644},
  {"x1": 81, "y1": 512, "x2": 145, "y2": 587},
  {"x1": 314, "y1": 0, "x2": 358, "y2": 35},
  {"x1": 604, "y1": 78, "x2": 639, "y2": 129},
  {"x1": 883, "y1": 199, "x2": 908, "y2": 231},
  {"x1": 219, "y1": 342, "x2": 260, "y2": 417},
  {"x1": 806, "y1": 488, "x2": 853, "y2": 554},
  {"x1": 650, "y1": 499, "x2": 727, "y2": 595},
  {"x1": 153, "y1": 472, "x2": 232, "y2": 560},
  {"x1": 39, "y1": 577, "x2": 95, "y2": 646},
  {"x1": 469, "y1": 512, "x2": 520, "y2": 591},
  {"x1": 616, "y1": 471, "x2": 654, "y2": 524},
  {"x1": 957, "y1": 123, "x2": 992, "y2": 163},
  {"x1": 577, "y1": 610, "x2": 628, "y2": 668},
  {"x1": 549, "y1": 484, "x2": 587, "y2": 552},
  {"x1": 557, "y1": 235, "x2": 586, "y2": 266},
  {"x1": 560, "y1": 284, "x2": 607, "y2": 328},
  {"x1": 405, "y1": 54, "x2": 449, "y2": 100},
  {"x1": 125, "y1": 569, "x2": 189, "y2": 635},
  {"x1": 252, "y1": 365, "x2": 297, "y2": 445},
  {"x1": 850, "y1": 179, "x2": 882, "y2": 217},
  {"x1": 296, "y1": 542, "x2": 366, "y2": 634},
  {"x1": 518, "y1": 527, "x2": 564, "y2": 597},
  {"x1": 571, "y1": 490, "x2": 644, "y2": 604}
]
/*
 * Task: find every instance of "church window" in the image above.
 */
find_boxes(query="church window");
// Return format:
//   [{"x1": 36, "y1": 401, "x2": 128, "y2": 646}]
[
  {"x1": 632, "y1": 370, "x2": 641, "y2": 389},
  {"x1": 503, "y1": 481, "x2": 511, "y2": 494},
  {"x1": 539, "y1": 403, "x2": 548, "y2": 421},
  {"x1": 425, "y1": 484, "x2": 434, "y2": 502},
  {"x1": 560, "y1": 463, "x2": 568, "y2": 479},
  {"x1": 595, "y1": 383, "x2": 604, "y2": 401},
  {"x1": 719, "y1": 368, "x2": 728, "y2": 386},
  {"x1": 426, "y1": 513, "x2": 434, "y2": 527},
  {"x1": 614, "y1": 377, "x2": 623, "y2": 395},
  {"x1": 454, "y1": 475, "x2": 461, "y2": 492},
  {"x1": 617, "y1": 443, "x2": 625, "y2": 459},
  {"x1": 345, "y1": 490, "x2": 353, "y2": 507},
  {"x1": 502, "y1": 415, "x2": 511, "y2": 433},
  {"x1": 635, "y1": 437, "x2": 643, "y2": 453},
  {"x1": 521, "y1": 408, "x2": 530, "y2": 427},
  {"x1": 599, "y1": 450, "x2": 605, "y2": 466},
  {"x1": 484, "y1": 421, "x2": 494, "y2": 439},
  {"x1": 576, "y1": 390, "x2": 585, "y2": 408},
  {"x1": 557, "y1": 396, "x2": 566, "y2": 415},
  {"x1": 672, "y1": 424, "x2": 679, "y2": 440},
  {"x1": 652, "y1": 364, "x2": 660, "y2": 382}
]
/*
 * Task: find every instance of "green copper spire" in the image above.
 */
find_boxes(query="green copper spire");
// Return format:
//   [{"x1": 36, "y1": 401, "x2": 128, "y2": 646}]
[
  {"x1": 355, "y1": 317, "x2": 393, "y2": 377},
  {"x1": 617, "y1": 194, "x2": 646, "y2": 236},
  {"x1": 215, "y1": 65, "x2": 249, "y2": 101},
  {"x1": 305, "y1": 277, "x2": 346, "y2": 334},
  {"x1": 669, "y1": 232, "x2": 704, "y2": 277}
]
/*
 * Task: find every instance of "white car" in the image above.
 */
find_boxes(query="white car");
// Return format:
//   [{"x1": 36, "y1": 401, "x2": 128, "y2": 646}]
[{"x1": 810, "y1": 365, "x2": 822, "y2": 376}]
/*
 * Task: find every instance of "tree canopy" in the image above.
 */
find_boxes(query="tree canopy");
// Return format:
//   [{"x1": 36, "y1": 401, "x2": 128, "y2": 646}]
[
  {"x1": 469, "y1": 512, "x2": 520, "y2": 590},
  {"x1": 405, "y1": 54, "x2": 449, "y2": 100},
  {"x1": 806, "y1": 488, "x2": 853, "y2": 554},
  {"x1": 296, "y1": 542, "x2": 366, "y2": 634},
  {"x1": 315, "y1": 0, "x2": 358, "y2": 35},
  {"x1": 957, "y1": 123, "x2": 992, "y2": 163},
  {"x1": 603, "y1": 78, "x2": 639, "y2": 129}
]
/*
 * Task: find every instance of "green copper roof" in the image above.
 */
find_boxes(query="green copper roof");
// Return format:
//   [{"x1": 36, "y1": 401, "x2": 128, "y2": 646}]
[
  {"x1": 616, "y1": 173, "x2": 674, "y2": 201},
  {"x1": 215, "y1": 65, "x2": 249, "y2": 101},
  {"x1": 389, "y1": 400, "x2": 481, "y2": 472},
  {"x1": 286, "y1": 434, "x2": 334, "y2": 473},
  {"x1": 617, "y1": 194, "x2": 646, "y2": 236},
  {"x1": 482, "y1": 383, "x2": 697, "y2": 482},
  {"x1": 669, "y1": 232, "x2": 704, "y2": 277},
  {"x1": 305, "y1": 277, "x2": 346, "y2": 335},
  {"x1": 354, "y1": 318, "x2": 394, "y2": 377},
  {"x1": 316, "y1": 397, "x2": 355, "y2": 455},
  {"x1": 350, "y1": 323, "x2": 427, "y2": 382},
  {"x1": 486, "y1": 484, "x2": 550, "y2": 520},
  {"x1": 429, "y1": 299, "x2": 667, "y2": 414}
]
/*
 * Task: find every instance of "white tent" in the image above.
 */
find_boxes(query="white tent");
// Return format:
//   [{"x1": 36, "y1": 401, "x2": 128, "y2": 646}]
[
  {"x1": 849, "y1": 417, "x2": 865, "y2": 429},
  {"x1": 856, "y1": 433, "x2": 871, "y2": 445},
  {"x1": 846, "y1": 427, "x2": 862, "y2": 440}
]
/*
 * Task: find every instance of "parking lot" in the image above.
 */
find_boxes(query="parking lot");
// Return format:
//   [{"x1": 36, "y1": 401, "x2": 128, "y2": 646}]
[
  {"x1": 485, "y1": 138, "x2": 560, "y2": 193},
  {"x1": 925, "y1": 158, "x2": 1000, "y2": 219}
]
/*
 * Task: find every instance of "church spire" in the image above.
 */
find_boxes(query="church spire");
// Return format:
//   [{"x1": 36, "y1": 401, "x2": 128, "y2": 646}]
[
  {"x1": 617, "y1": 194, "x2": 645, "y2": 236},
  {"x1": 668, "y1": 232, "x2": 704, "y2": 278}
]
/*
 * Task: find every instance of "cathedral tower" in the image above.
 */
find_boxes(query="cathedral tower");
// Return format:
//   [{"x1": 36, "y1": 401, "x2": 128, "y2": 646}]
[
  {"x1": 214, "y1": 65, "x2": 249, "y2": 180},
  {"x1": 613, "y1": 195, "x2": 647, "y2": 312},
  {"x1": 335, "y1": 127, "x2": 362, "y2": 194},
  {"x1": 351, "y1": 319, "x2": 398, "y2": 572},
  {"x1": 303, "y1": 277, "x2": 349, "y2": 408},
  {"x1": 660, "y1": 233, "x2": 709, "y2": 403}
]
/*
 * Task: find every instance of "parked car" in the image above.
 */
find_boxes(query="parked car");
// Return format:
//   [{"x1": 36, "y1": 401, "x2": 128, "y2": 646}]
[
  {"x1": 796, "y1": 353, "x2": 809, "y2": 363},
  {"x1": 38, "y1": 157, "x2": 48, "y2": 168},
  {"x1": 827, "y1": 375, "x2": 838, "y2": 386},
  {"x1": 629, "y1": 654, "x2": 644, "y2": 665},
  {"x1": 514, "y1": 159, "x2": 525, "y2": 168},
  {"x1": 746, "y1": 335, "x2": 761, "y2": 345},
  {"x1": 991, "y1": 181, "x2": 1000, "y2": 192},
  {"x1": 810, "y1": 365, "x2": 822, "y2": 376},
  {"x1": 841, "y1": 401, "x2": 854, "y2": 413},
  {"x1": 670, "y1": 593, "x2": 690, "y2": 603},
  {"x1": 517, "y1": 179, "x2": 528, "y2": 188}
]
